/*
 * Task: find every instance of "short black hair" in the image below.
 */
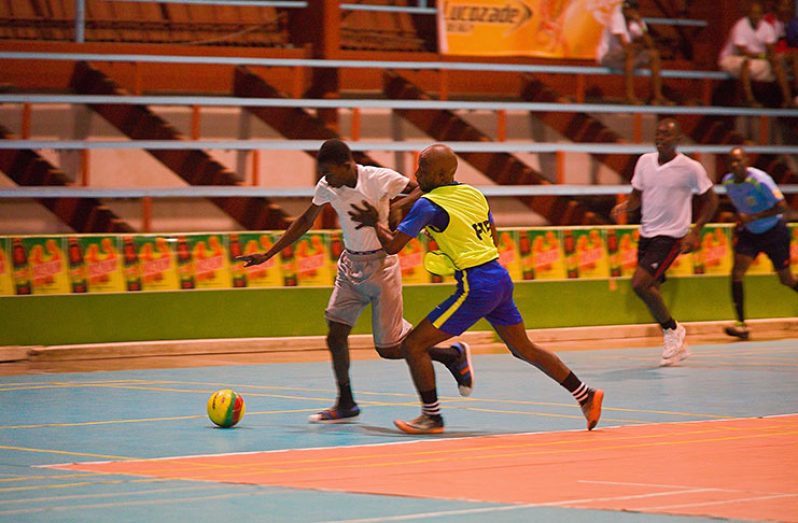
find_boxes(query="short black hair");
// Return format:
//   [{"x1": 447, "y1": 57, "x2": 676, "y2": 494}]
[
  {"x1": 317, "y1": 139, "x2": 353, "y2": 165},
  {"x1": 623, "y1": 0, "x2": 639, "y2": 8}
]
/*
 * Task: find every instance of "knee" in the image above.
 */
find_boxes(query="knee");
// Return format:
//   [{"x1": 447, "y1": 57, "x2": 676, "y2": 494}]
[
  {"x1": 400, "y1": 338, "x2": 425, "y2": 360},
  {"x1": 375, "y1": 344, "x2": 403, "y2": 360},
  {"x1": 631, "y1": 278, "x2": 650, "y2": 297}
]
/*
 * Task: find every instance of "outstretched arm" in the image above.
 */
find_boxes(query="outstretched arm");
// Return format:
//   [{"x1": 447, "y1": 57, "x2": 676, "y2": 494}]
[{"x1": 236, "y1": 203, "x2": 322, "y2": 266}]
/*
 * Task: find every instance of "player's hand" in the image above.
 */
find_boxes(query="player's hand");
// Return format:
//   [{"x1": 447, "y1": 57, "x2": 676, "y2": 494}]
[
  {"x1": 235, "y1": 253, "x2": 268, "y2": 267},
  {"x1": 680, "y1": 230, "x2": 700, "y2": 254},
  {"x1": 349, "y1": 200, "x2": 379, "y2": 230},
  {"x1": 738, "y1": 212, "x2": 754, "y2": 224},
  {"x1": 610, "y1": 202, "x2": 628, "y2": 221}
]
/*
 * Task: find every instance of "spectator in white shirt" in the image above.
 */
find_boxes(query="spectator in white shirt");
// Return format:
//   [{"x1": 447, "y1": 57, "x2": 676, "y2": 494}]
[
  {"x1": 765, "y1": 0, "x2": 798, "y2": 105},
  {"x1": 719, "y1": 0, "x2": 794, "y2": 107},
  {"x1": 596, "y1": 0, "x2": 670, "y2": 105}
]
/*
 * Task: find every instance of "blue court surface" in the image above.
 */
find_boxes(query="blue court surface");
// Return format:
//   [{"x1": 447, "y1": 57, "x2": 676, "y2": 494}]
[{"x1": 1, "y1": 339, "x2": 797, "y2": 522}]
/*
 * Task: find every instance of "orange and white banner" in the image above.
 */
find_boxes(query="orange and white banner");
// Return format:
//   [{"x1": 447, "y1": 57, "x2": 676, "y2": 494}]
[{"x1": 438, "y1": 0, "x2": 619, "y2": 59}]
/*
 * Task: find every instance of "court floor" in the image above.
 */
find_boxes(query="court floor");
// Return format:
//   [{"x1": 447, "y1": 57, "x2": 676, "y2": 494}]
[{"x1": 1, "y1": 338, "x2": 797, "y2": 522}]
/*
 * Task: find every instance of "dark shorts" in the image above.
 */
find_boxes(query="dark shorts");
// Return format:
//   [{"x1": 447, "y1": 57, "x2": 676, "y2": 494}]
[
  {"x1": 734, "y1": 220, "x2": 791, "y2": 271},
  {"x1": 637, "y1": 235, "x2": 682, "y2": 283},
  {"x1": 427, "y1": 259, "x2": 523, "y2": 336}
]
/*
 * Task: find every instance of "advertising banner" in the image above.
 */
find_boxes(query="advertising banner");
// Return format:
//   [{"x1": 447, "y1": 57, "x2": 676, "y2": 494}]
[
  {"x1": 569, "y1": 228, "x2": 609, "y2": 279},
  {"x1": 693, "y1": 226, "x2": 733, "y2": 276},
  {"x1": 437, "y1": 0, "x2": 616, "y2": 59},
  {"x1": 137, "y1": 236, "x2": 179, "y2": 291},
  {"x1": 186, "y1": 234, "x2": 230, "y2": 289},
  {"x1": 232, "y1": 232, "x2": 283, "y2": 288},
  {"x1": 496, "y1": 229, "x2": 522, "y2": 280},
  {"x1": 518, "y1": 229, "x2": 566, "y2": 280},
  {"x1": 15, "y1": 236, "x2": 70, "y2": 295},
  {"x1": 0, "y1": 238, "x2": 12, "y2": 296},
  {"x1": 294, "y1": 233, "x2": 333, "y2": 287},
  {"x1": 612, "y1": 227, "x2": 639, "y2": 278},
  {"x1": 78, "y1": 236, "x2": 125, "y2": 293},
  {"x1": 398, "y1": 237, "x2": 428, "y2": 284}
]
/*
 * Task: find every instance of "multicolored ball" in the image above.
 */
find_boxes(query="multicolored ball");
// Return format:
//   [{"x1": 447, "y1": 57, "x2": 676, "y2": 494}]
[{"x1": 207, "y1": 389, "x2": 245, "y2": 428}]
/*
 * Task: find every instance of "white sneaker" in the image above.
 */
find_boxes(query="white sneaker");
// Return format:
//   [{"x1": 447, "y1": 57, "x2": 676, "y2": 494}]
[{"x1": 660, "y1": 323, "x2": 689, "y2": 367}]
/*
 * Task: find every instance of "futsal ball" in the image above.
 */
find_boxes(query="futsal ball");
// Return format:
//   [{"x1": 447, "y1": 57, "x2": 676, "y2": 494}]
[{"x1": 207, "y1": 389, "x2": 245, "y2": 428}]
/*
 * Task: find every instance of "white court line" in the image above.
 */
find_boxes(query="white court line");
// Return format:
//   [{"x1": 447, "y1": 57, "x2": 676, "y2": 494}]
[
  {"x1": 0, "y1": 491, "x2": 260, "y2": 516},
  {"x1": 579, "y1": 479, "x2": 796, "y2": 496},
  {"x1": 0, "y1": 484, "x2": 237, "y2": 505},
  {"x1": 643, "y1": 492, "x2": 798, "y2": 511},
  {"x1": 317, "y1": 488, "x2": 717, "y2": 523},
  {"x1": 42, "y1": 412, "x2": 798, "y2": 469}
]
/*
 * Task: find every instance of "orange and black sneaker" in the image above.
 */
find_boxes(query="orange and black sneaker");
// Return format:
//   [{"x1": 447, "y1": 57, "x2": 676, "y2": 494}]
[
  {"x1": 394, "y1": 413, "x2": 444, "y2": 435},
  {"x1": 581, "y1": 389, "x2": 604, "y2": 431}
]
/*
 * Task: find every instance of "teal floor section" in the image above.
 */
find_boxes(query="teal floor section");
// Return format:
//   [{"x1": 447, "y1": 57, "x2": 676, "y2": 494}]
[{"x1": 1, "y1": 339, "x2": 796, "y2": 522}]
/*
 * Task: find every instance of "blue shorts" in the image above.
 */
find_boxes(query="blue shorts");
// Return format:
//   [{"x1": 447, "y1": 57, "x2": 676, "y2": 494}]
[{"x1": 427, "y1": 259, "x2": 523, "y2": 336}]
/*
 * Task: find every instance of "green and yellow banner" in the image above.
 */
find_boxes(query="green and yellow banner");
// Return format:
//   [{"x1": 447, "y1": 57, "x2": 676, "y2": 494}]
[
  {"x1": 437, "y1": 0, "x2": 617, "y2": 58},
  {"x1": 0, "y1": 224, "x2": 792, "y2": 296}
]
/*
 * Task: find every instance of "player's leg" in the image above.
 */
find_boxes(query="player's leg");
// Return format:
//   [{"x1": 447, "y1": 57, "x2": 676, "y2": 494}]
[
  {"x1": 633, "y1": 236, "x2": 687, "y2": 365},
  {"x1": 310, "y1": 255, "x2": 370, "y2": 424},
  {"x1": 393, "y1": 319, "x2": 454, "y2": 434},
  {"x1": 765, "y1": 221, "x2": 798, "y2": 291},
  {"x1": 492, "y1": 322, "x2": 603, "y2": 430},
  {"x1": 726, "y1": 251, "x2": 754, "y2": 339}
]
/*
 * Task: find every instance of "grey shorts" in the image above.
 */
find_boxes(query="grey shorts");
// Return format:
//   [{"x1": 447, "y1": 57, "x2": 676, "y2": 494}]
[{"x1": 325, "y1": 250, "x2": 412, "y2": 349}]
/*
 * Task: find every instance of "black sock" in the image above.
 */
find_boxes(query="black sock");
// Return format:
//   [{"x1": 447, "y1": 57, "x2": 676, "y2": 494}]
[
  {"x1": 429, "y1": 345, "x2": 459, "y2": 366},
  {"x1": 337, "y1": 382, "x2": 355, "y2": 409},
  {"x1": 659, "y1": 318, "x2": 677, "y2": 331},
  {"x1": 561, "y1": 371, "x2": 591, "y2": 406},
  {"x1": 732, "y1": 280, "x2": 745, "y2": 323},
  {"x1": 419, "y1": 389, "x2": 441, "y2": 417},
  {"x1": 792, "y1": 282, "x2": 798, "y2": 292}
]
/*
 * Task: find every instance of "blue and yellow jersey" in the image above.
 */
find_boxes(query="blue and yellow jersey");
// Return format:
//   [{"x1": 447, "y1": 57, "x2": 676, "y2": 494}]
[
  {"x1": 397, "y1": 183, "x2": 498, "y2": 270},
  {"x1": 721, "y1": 168, "x2": 784, "y2": 234}
]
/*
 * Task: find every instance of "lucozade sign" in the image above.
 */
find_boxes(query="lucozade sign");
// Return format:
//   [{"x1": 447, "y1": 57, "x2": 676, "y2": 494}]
[{"x1": 437, "y1": 0, "x2": 618, "y2": 58}]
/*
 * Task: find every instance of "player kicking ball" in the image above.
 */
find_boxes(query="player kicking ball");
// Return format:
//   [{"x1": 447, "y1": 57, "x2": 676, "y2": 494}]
[{"x1": 237, "y1": 139, "x2": 473, "y2": 425}]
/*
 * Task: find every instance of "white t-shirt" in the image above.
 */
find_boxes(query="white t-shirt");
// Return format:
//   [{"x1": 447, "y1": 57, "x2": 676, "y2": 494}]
[
  {"x1": 719, "y1": 16, "x2": 777, "y2": 62},
  {"x1": 631, "y1": 152, "x2": 714, "y2": 238},
  {"x1": 312, "y1": 164, "x2": 409, "y2": 253},
  {"x1": 596, "y1": 5, "x2": 647, "y2": 62}
]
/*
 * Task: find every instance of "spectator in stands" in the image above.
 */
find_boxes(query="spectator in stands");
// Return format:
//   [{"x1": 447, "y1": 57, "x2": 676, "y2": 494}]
[
  {"x1": 765, "y1": 0, "x2": 798, "y2": 105},
  {"x1": 719, "y1": 0, "x2": 795, "y2": 107},
  {"x1": 596, "y1": 0, "x2": 670, "y2": 105}
]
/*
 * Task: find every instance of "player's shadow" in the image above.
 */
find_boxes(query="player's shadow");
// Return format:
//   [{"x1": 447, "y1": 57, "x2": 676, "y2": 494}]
[{"x1": 357, "y1": 424, "x2": 509, "y2": 438}]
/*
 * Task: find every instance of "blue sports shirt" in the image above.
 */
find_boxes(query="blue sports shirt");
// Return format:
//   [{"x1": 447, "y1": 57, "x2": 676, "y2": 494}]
[
  {"x1": 396, "y1": 187, "x2": 494, "y2": 239},
  {"x1": 721, "y1": 168, "x2": 784, "y2": 234}
]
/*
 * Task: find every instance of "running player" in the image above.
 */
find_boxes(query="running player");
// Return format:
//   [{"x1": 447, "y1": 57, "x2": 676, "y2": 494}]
[
  {"x1": 721, "y1": 146, "x2": 798, "y2": 339},
  {"x1": 349, "y1": 143, "x2": 603, "y2": 434},
  {"x1": 612, "y1": 118, "x2": 718, "y2": 366},
  {"x1": 237, "y1": 139, "x2": 473, "y2": 423}
]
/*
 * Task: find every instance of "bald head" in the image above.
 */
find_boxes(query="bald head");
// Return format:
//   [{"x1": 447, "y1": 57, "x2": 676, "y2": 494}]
[{"x1": 417, "y1": 144, "x2": 458, "y2": 192}]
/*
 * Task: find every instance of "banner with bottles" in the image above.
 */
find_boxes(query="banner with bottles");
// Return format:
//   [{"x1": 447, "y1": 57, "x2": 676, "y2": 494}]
[{"x1": 0, "y1": 224, "x2": 788, "y2": 296}]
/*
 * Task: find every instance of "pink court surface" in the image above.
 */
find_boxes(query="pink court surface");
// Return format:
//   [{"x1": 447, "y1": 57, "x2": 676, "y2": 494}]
[{"x1": 53, "y1": 414, "x2": 798, "y2": 522}]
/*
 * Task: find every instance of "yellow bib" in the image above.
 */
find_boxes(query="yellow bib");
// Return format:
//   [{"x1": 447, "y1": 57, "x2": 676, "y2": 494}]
[{"x1": 422, "y1": 184, "x2": 498, "y2": 270}]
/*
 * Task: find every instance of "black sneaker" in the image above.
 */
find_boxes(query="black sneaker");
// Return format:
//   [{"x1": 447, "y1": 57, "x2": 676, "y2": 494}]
[
  {"x1": 308, "y1": 405, "x2": 360, "y2": 424},
  {"x1": 394, "y1": 413, "x2": 445, "y2": 434},
  {"x1": 724, "y1": 323, "x2": 750, "y2": 340},
  {"x1": 445, "y1": 342, "x2": 474, "y2": 397}
]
